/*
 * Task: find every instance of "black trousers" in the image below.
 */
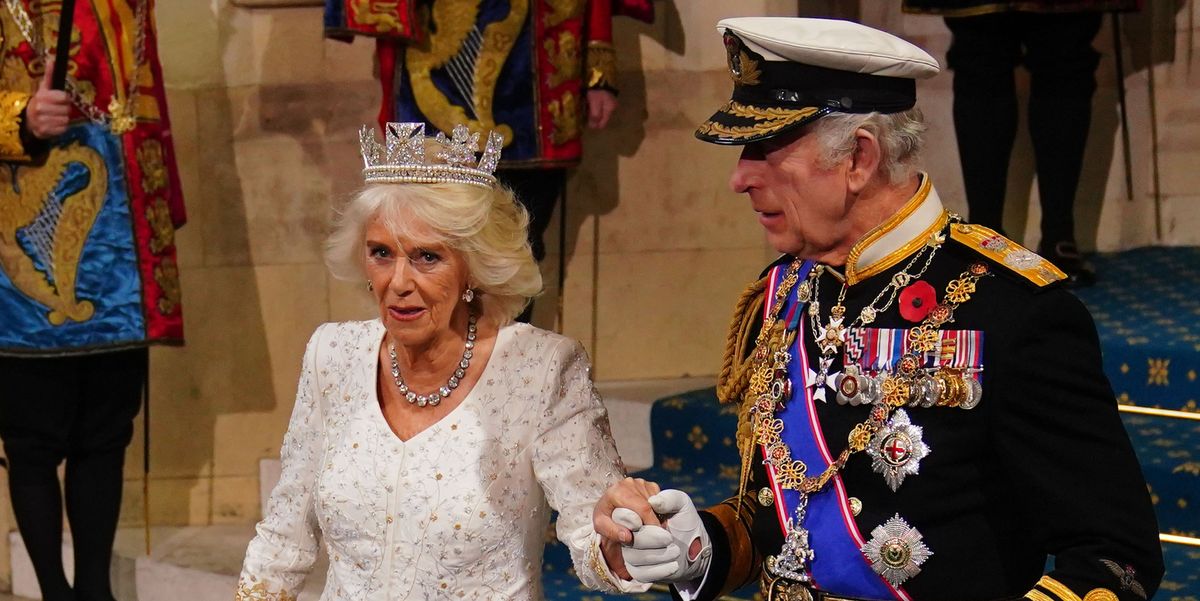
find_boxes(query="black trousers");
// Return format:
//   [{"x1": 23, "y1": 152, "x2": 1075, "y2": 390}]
[
  {"x1": 945, "y1": 11, "x2": 1103, "y2": 246},
  {"x1": 497, "y1": 167, "x2": 567, "y2": 323},
  {"x1": 0, "y1": 348, "x2": 146, "y2": 601}
]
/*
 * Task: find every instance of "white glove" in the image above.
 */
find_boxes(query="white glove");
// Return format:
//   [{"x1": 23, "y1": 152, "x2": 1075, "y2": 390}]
[{"x1": 614, "y1": 489, "x2": 711, "y2": 584}]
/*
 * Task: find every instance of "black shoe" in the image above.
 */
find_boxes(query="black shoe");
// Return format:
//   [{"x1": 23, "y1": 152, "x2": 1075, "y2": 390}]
[{"x1": 1039, "y1": 240, "x2": 1096, "y2": 288}]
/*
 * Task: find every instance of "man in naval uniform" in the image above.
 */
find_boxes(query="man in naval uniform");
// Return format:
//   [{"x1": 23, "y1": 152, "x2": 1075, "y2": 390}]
[{"x1": 591, "y1": 17, "x2": 1162, "y2": 601}]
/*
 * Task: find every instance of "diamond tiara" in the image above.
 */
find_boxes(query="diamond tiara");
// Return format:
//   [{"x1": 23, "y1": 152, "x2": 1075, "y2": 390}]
[{"x1": 360, "y1": 122, "x2": 505, "y2": 189}]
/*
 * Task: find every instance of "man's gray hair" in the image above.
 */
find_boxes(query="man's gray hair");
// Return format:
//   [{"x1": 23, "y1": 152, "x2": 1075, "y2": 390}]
[{"x1": 810, "y1": 108, "x2": 926, "y2": 184}]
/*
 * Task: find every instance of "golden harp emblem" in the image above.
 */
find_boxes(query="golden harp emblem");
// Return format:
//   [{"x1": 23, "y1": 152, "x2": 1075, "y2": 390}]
[
  {"x1": 0, "y1": 142, "x2": 108, "y2": 325},
  {"x1": 405, "y1": 0, "x2": 554, "y2": 145}
]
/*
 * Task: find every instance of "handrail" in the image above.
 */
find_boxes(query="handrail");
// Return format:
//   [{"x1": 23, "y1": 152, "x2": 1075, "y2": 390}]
[
  {"x1": 1161, "y1": 533, "x2": 1200, "y2": 547},
  {"x1": 1118, "y1": 405, "x2": 1200, "y2": 421}
]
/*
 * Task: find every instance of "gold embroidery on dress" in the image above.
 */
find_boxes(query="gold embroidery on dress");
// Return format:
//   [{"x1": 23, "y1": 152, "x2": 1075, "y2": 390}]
[
  {"x1": 145, "y1": 196, "x2": 173, "y2": 254},
  {"x1": 406, "y1": 0, "x2": 525, "y2": 147},
  {"x1": 154, "y1": 255, "x2": 180, "y2": 315},
  {"x1": 235, "y1": 578, "x2": 298, "y2": 601},
  {"x1": 548, "y1": 90, "x2": 580, "y2": 145},
  {"x1": 0, "y1": 141, "x2": 106, "y2": 325},
  {"x1": 136, "y1": 138, "x2": 167, "y2": 193},
  {"x1": 544, "y1": 30, "x2": 580, "y2": 88}
]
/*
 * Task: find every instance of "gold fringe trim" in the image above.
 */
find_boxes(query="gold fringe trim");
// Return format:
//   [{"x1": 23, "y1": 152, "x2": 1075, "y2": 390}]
[{"x1": 715, "y1": 276, "x2": 767, "y2": 512}]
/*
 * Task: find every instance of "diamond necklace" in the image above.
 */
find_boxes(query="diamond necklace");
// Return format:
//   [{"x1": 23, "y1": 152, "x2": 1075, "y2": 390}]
[
  {"x1": 388, "y1": 313, "x2": 477, "y2": 408},
  {"x1": 5, "y1": 0, "x2": 148, "y2": 134}
]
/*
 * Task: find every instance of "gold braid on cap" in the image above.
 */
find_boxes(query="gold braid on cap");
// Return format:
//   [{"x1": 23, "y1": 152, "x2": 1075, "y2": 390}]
[{"x1": 360, "y1": 122, "x2": 504, "y2": 189}]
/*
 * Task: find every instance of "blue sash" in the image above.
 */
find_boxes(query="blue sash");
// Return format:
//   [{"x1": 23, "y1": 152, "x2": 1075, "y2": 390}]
[{"x1": 763, "y1": 263, "x2": 905, "y2": 601}]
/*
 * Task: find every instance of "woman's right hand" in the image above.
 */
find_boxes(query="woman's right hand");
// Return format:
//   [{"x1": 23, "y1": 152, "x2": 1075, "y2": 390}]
[
  {"x1": 26, "y1": 59, "x2": 70, "y2": 139},
  {"x1": 592, "y1": 477, "x2": 662, "y2": 578}
]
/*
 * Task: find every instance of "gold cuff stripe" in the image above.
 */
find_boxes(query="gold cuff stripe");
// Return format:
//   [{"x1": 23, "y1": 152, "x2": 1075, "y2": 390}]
[
  {"x1": 1025, "y1": 590, "x2": 1057, "y2": 601},
  {"x1": 1037, "y1": 575, "x2": 1084, "y2": 601},
  {"x1": 1083, "y1": 589, "x2": 1119, "y2": 601}
]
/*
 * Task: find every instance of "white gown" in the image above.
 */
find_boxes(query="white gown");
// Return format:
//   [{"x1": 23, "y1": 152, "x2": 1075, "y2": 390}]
[{"x1": 236, "y1": 320, "x2": 645, "y2": 600}]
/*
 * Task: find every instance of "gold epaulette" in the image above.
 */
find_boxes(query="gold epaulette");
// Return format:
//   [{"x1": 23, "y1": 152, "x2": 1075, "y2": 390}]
[{"x1": 949, "y1": 223, "x2": 1065, "y2": 287}]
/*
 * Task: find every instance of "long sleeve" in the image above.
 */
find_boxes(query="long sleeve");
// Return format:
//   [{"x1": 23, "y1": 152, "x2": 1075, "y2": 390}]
[
  {"x1": 531, "y1": 338, "x2": 650, "y2": 594},
  {"x1": 677, "y1": 468, "x2": 766, "y2": 601},
  {"x1": 583, "y1": 0, "x2": 617, "y2": 91},
  {"x1": 236, "y1": 325, "x2": 329, "y2": 601},
  {"x1": 993, "y1": 291, "x2": 1163, "y2": 601}
]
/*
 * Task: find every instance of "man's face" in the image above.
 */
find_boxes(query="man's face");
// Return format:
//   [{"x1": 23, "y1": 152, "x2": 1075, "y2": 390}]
[{"x1": 728, "y1": 126, "x2": 851, "y2": 259}]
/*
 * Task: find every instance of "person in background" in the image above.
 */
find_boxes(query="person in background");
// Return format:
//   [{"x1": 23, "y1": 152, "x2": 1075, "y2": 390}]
[
  {"x1": 902, "y1": 0, "x2": 1139, "y2": 287},
  {"x1": 0, "y1": 1, "x2": 186, "y2": 600},
  {"x1": 592, "y1": 17, "x2": 1161, "y2": 601},
  {"x1": 325, "y1": 0, "x2": 654, "y2": 321}
]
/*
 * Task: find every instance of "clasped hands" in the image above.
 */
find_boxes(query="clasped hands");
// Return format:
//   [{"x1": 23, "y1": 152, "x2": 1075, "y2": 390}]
[{"x1": 592, "y1": 477, "x2": 711, "y2": 586}]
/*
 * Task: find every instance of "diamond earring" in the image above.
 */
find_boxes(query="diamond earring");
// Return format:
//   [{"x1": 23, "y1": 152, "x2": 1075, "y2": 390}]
[
  {"x1": 462, "y1": 288, "x2": 475, "y2": 303},
  {"x1": 367, "y1": 280, "x2": 374, "y2": 292}
]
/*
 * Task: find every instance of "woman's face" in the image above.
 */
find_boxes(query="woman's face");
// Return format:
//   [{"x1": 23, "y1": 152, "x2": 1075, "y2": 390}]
[{"x1": 363, "y1": 214, "x2": 471, "y2": 350}]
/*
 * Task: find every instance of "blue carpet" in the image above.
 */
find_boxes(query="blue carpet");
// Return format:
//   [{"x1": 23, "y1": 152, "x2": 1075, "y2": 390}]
[
  {"x1": 1072, "y1": 247, "x2": 1200, "y2": 414},
  {"x1": 544, "y1": 247, "x2": 1198, "y2": 600}
]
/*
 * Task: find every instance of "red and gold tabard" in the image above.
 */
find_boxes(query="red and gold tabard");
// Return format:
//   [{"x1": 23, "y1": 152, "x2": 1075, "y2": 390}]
[
  {"x1": 0, "y1": 0, "x2": 185, "y2": 356},
  {"x1": 325, "y1": 0, "x2": 653, "y2": 168}
]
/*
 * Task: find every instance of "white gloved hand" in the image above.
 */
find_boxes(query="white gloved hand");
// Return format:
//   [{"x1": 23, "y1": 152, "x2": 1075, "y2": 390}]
[{"x1": 616, "y1": 489, "x2": 711, "y2": 584}]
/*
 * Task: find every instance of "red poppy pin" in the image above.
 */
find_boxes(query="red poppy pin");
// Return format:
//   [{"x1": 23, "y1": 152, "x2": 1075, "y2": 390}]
[{"x1": 899, "y1": 280, "x2": 937, "y2": 323}]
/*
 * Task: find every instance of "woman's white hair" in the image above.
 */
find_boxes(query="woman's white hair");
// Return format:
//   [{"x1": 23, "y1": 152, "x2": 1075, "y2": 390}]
[
  {"x1": 325, "y1": 182, "x2": 543, "y2": 325},
  {"x1": 808, "y1": 108, "x2": 927, "y2": 185}
]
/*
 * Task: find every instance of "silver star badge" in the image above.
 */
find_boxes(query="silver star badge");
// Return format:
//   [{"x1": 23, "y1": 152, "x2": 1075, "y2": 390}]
[
  {"x1": 866, "y1": 409, "x2": 930, "y2": 492},
  {"x1": 861, "y1": 514, "x2": 932, "y2": 587}
]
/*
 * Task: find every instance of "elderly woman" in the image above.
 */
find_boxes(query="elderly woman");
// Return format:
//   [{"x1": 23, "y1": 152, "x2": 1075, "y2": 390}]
[{"x1": 235, "y1": 123, "x2": 647, "y2": 600}]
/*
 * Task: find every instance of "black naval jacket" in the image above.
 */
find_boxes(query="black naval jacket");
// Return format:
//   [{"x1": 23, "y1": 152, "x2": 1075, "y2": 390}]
[{"x1": 684, "y1": 183, "x2": 1163, "y2": 601}]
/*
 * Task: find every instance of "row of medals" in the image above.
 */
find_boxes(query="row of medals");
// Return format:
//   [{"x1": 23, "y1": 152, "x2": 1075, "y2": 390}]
[{"x1": 835, "y1": 359, "x2": 982, "y2": 410}]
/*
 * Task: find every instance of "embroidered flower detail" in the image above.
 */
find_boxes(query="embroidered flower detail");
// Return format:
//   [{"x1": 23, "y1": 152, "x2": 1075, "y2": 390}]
[{"x1": 899, "y1": 280, "x2": 937, "y2": 323}]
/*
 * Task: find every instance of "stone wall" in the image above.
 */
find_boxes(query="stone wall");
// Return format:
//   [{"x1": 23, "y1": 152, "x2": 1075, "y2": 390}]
[
  {"x1": 2, "y1": 1, "x2": 1197, "y2": 585},
  {"x1": 122, "y1": 0, "x2": 796, "y2": 534}
]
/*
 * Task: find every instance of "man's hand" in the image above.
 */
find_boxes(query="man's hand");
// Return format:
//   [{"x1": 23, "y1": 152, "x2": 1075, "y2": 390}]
[
  {"x1": 619, "y1": 489, "x2": 712, "y2": 584},
  {"x1": 26, "y1": 59, "x2": 70, "y2": 139},
  {"x1": 593, "y1": 477, "x2": 662, "y2": 579},
  {"x1": 586, "y1": 89, "x2": 618, "y2": 130}
]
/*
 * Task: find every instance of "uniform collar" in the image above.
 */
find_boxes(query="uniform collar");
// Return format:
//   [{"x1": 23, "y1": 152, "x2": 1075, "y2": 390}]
[{"x1": 844, "y1": 174, "x2": 948, "y2": 286}]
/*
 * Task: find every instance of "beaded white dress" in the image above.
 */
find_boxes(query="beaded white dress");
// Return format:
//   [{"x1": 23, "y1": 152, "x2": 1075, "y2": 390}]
[{"x1": 236, "y1": 320, "x2": 644, "y2": 600}]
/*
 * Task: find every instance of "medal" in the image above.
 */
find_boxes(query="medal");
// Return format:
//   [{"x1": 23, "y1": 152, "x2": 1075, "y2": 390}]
[
  {"x1": 866, "y1": 409, "x2": 930, "y2": 491},
  {"x1": 861, "y1": 514, "x2": 933, "y2": 587}
]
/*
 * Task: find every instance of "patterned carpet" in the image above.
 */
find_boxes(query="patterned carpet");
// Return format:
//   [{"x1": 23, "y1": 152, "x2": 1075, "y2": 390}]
[{"x1": 544, "y1": 247, "x2": 1199, "y2": 601}]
